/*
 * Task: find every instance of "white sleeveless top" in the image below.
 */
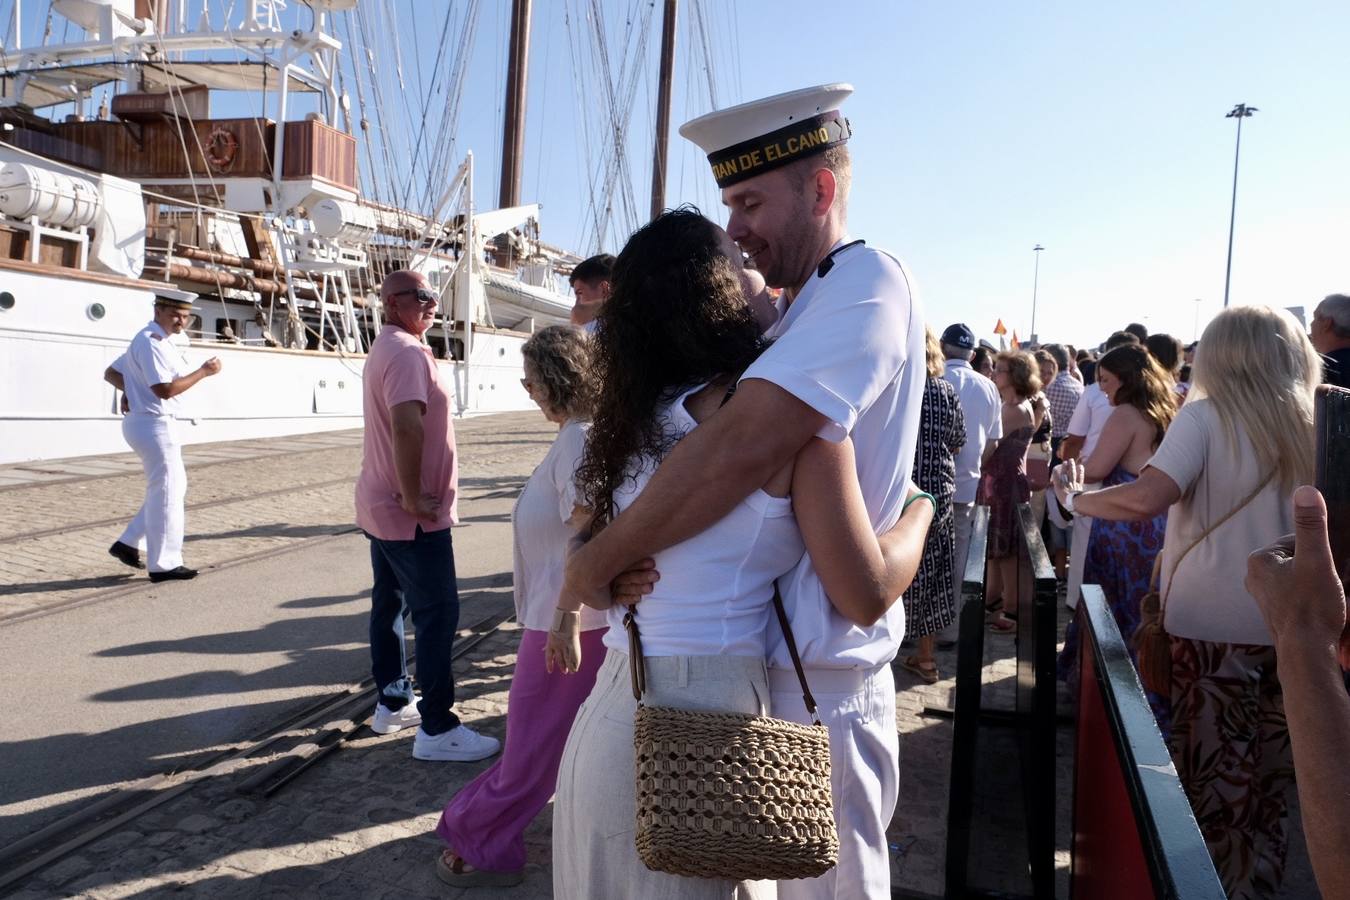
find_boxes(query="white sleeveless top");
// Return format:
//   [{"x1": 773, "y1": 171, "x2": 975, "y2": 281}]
[{"x1": 602, "y1": 385, "x2": 805, "y2": 658}]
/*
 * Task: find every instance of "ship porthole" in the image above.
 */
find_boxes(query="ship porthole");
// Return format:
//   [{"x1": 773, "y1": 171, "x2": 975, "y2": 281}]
[
  {"x1": 0, "y1": 292, "x2": 14, "y2": 311},
  {"x1": 87, "y1": 303, "x2": 107, "y2": 321}
]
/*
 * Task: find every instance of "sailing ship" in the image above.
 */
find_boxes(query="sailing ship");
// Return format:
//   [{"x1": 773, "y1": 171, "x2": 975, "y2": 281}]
[{"x1": 0, "y1": 0, "x2": 626, "y2": 464}]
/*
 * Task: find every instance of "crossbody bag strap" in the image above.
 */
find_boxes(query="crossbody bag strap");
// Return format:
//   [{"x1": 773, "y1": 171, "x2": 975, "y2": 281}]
[
  {"x1": 771, "y1": 587, "x2": 822, "y2": 726},
  {"x1": 1160, "y1": 471, "x2": 1274, "y2": 614},
  {"x1": 625, "y1": 610, "x2": 646, "y2": 701}
]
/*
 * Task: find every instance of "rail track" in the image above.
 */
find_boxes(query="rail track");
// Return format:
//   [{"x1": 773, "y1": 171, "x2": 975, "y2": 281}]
[{"x1": 0, "y1": 609, "x2": 516, "y2": 895}]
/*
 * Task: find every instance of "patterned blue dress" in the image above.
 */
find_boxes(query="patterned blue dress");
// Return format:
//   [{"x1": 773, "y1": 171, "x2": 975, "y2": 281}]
[{"x1": 1057, "y1": 465, "x2": 1171, "y2": 733}]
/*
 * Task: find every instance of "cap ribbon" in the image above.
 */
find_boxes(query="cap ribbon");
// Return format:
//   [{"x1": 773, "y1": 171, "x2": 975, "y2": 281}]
[{"x1": 706, "y1": 110, "x2": 851, "y2": 188}]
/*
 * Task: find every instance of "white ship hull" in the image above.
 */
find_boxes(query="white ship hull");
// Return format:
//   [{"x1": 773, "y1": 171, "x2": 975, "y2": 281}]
[{"x1": 0, "y1": 263, "x2": 543, "y2": 464}]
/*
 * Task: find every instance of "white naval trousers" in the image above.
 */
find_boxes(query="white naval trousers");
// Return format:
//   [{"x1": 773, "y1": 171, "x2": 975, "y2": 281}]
[
  {"x1": 117, "y1": 414, "x2": 186, "y2": 572},
  {"x1": 1063, "y1": 481, "x2": 1099, "y2": 609},
  {"x1": 769, "y1": 664, "x2": 899, "y2": 900}
]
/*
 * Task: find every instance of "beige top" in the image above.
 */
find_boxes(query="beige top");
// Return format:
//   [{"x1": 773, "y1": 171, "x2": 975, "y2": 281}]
[{"x1": 1146, "y1": 399, "x2": 1291, "y2": 646}]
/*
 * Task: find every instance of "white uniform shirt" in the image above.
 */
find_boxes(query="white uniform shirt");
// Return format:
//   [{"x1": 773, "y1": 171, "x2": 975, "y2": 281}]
[
  {"x1": 512, "y1": 420, "x2": 607, "y2": 633},
  {"x1": 943, "y1": 359, "x2": 1002, "y2": 504},
  {"x1": 602, "y1": 386, "x2": 804, "y2": 658},
  {"x1": 112, "y1": 321, "x2": 192, "y2": 417},
  {"x1": 743, "y1": 239, "x2": 927, "y2": 670},
  {"x1": 1067, "y1": 382, "x2": 1113, "y2": 461}
]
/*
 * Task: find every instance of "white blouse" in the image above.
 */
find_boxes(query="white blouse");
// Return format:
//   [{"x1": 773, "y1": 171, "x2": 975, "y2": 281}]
[
  {"x1": 512, "y1": 420, "x2": 607, "y2": 633},
  {"x1": 602, "y1": 385, "x2": 805, "y2": 658}
]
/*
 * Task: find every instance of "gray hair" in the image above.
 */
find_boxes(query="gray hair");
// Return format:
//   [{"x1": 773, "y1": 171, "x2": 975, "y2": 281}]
[
  {"x1": 1042, "y1": 343, "x2": 1071, "y2": 372},
  {"x1": 1315, "y1": 294, "x2": 1350, "y2": 337},
  {"x1": 521, "y1": 325, "x2": 596, "y2": 420},
  {"x1": 941, "y1": 342, "x2": 974, "y2": 361}
]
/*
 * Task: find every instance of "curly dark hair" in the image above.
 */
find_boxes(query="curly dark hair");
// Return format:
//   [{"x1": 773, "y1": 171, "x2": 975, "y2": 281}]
[
  {"x1": 575, "y1": 207, "x2": 766, "y2": 527},
  {"x1": 521, "y1": 325, "x2": 595, "y2": 420}
]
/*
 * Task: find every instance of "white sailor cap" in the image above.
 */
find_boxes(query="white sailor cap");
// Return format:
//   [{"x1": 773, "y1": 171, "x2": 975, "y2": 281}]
[
  {"x1": 679, "y1": 83, "x2": 853, "y2": 188},
  {"x1": 152, "y1": 287, "x2": 199, "y2": 310}
]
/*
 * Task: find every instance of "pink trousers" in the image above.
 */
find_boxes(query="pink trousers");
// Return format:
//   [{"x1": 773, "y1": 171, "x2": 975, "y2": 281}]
[{"x1": 436, "y1": 627, "x2": 607, "y2": 872}]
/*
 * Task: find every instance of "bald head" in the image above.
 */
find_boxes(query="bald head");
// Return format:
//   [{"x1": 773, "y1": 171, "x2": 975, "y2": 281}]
[
  {"x1": 380, "y1": 270, "x2": 435, "y2": 335},
  {"x1": 381, "y1": 270, "x2": 425, "y2": 303}
]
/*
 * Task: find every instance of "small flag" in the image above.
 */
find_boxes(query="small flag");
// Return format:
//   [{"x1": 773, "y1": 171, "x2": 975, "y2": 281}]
[
  {"x1": 993, "y1": 319, "x2": 1008, "y2": 336},
  {"x1": 1011, "y1": 330, "x2": 1020, "y2": 349}
]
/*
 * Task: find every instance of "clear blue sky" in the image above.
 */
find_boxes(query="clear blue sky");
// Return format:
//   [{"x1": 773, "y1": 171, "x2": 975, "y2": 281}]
[{"x1": 6, "y1": 1, "x2": 1347, "y2": 348}]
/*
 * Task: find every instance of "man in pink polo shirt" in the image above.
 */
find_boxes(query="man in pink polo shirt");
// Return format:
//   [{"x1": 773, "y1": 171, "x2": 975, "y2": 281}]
[{"x1": 356, "y1": 270, "x2": 499, "y2": 762}]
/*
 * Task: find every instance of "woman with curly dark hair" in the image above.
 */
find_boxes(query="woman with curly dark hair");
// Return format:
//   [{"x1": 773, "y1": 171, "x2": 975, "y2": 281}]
[{"x1": 552, "y1": 208, "x2": 933, "y2": 899}]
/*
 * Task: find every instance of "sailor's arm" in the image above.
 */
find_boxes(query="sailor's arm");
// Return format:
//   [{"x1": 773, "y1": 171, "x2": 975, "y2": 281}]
[
  {"x1": 149, "y1": 357, "x2": 222, "y2": 400},
  {"x1": 563, "y1": 378, "x2": 825, "y2": 607},
  {"x1": 103, "y1": 366, "x2": 126, "y2": 392}
]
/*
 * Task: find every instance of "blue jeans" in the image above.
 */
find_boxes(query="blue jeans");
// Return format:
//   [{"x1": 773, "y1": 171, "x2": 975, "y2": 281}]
[{"x1": 367, "y1": 526, "x2": 461, "y2": 735}]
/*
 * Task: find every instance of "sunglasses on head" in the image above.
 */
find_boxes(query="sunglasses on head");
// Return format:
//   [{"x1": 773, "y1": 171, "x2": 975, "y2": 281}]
[{"x1": 390, "y1": 288, "x2": 439, "y2": 307}]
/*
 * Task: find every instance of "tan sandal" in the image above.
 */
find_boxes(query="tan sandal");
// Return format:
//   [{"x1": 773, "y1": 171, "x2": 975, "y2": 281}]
[
  {"x1": 434, "y1": 849, "x2": 524, "y2": 887},
  {"x1": 898, "y1": 655, "x2": 940, "y2": 684}
]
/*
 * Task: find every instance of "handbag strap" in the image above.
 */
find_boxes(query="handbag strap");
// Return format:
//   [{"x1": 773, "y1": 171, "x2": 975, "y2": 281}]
[
  {"x1": 623, "y1": 587, "x2": 822, "y2": 725},
  {"x1": 1159, "y1": 471, "x2": 1273, "y2": 613}
]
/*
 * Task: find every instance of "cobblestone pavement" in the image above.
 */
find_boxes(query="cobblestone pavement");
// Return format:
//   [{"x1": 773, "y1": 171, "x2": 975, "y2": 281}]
[
  {"x1": 0, "y1": 424, "x2": 1318, "y2": 899},
  {"x1": 0, "y1": 415, "x2": 553, "y2": 622}
]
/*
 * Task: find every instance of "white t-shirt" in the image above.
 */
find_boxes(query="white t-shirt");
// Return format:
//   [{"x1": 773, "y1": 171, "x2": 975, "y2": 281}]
[
  {"x1": 512, "y1": 420, "x2": 607, "y2": 633},
  {"x1": 1067, "y1": 383, "x2": 1113, "y2": 461},
  {"x1": 112, "y1": 321, "x2": 192, "y2": 417},
  {"x1": 943, "y1": 359, "x2": 1002, "y2": 504},
  {"x1": 742, "y1": 239, "x2": 927, "y2": 670},
  {"x1": 1146, "y1": 399, "x2": 1290, "y2": 646},
  {"x1": 602, "y1": 386, "x2": 805, "y2": 658}
]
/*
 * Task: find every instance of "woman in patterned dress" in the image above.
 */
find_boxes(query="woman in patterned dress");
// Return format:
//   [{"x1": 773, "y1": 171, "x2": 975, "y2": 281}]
[
  {"x1": 898, "y1": 328, "x2": 965, "y2": 683},
  {"x1": 982, "y1": 351, "x2": 1041, "y2": 633},
  {"x1": 1055, "y1": 345, "x2": 1175, "y2": 730}
]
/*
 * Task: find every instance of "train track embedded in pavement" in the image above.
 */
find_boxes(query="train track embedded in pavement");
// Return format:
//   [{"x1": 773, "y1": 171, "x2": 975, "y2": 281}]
[{"x1": 0, "y1": 609, "x2": 516, "y2": 896}]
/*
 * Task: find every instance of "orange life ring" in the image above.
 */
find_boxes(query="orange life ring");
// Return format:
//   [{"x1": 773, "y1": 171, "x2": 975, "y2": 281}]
[{"x1": 206, "y1": 127, "x2": 239, "y2": 170}]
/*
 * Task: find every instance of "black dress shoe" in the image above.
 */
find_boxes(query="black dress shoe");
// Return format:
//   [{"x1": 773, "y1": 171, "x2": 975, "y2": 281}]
[
  {"x1": 149, "y1": 566, "x2": 198, "y2": 583},
  {"x1": 108, "y1": 541, "x2": 145, "y2": 570}
]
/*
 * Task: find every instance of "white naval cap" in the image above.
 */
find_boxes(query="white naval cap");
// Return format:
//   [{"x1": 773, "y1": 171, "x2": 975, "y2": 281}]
[
  {"x1": 678, "y1": 83, "x2": 854, "y2": 188},
  {"x1": 152, "y1": 287, "x2": 199, "y2": 310}
]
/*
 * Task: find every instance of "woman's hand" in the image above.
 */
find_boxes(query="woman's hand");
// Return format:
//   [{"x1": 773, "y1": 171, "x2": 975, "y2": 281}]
[
  {"x1": 545, "y1": 610, "x2": 582, "y2": 674},
  {"x1": 1052, "y1": 459, "x2": 1086, "y2": 505}
]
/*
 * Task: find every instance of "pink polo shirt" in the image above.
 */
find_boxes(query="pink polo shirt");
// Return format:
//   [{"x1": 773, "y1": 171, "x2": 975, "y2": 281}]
[{"x1": 355, "y1": 326, "x2": 459, "y2": 540}]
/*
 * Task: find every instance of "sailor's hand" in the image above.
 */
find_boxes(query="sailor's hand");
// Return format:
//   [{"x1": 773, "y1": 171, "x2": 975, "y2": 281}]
[
  {"x1": 611, "y1": 558, "x2": 659, "y2": 607},
  {"x1": 1052, "y1": 460, "x2": 1085, "y2": 503},
  {"x1": 545, "y1": 610, "x2": 583, "y2": 674},
  {"x1": 400, "y1": 493, "x2": 441, "y2": 522},
  {"x1": 120, "y1": 395, "x2": 130, "y2": 414},
  {"x1": 200, "y1": 357, "x2": 223, "y2": 376}
]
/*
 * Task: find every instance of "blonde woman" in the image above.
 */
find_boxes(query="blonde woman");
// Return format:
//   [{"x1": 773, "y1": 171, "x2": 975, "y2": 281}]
[
  {"x1": 1055, "y1": 305, "x2": 1321, "y2": 899},
  {"x1": 981, "y1": 351, "x2": 1042, "y2": 633}
]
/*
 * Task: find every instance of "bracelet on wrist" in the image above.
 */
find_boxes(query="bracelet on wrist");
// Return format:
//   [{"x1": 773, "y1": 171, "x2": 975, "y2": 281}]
[
  {"x1": 551, "y1": 608, "x2": 580, "y2": 633},
  {"x1": 903, "y1": 491, "x2": 937, "y2": 515}
]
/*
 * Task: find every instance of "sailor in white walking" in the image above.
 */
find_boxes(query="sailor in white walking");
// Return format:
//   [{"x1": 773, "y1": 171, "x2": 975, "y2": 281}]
[{"x1": 103, "y1": 289, "x2": 221, "y2": 582}]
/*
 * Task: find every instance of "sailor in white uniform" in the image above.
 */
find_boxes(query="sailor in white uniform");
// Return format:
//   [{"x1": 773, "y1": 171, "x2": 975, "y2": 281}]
[
  {"x1": 103, "y1": 289, "x2": 221, "y2": 581},
  {"x1": 562, "y1": 84, "x2": 925, "y2": 899}
]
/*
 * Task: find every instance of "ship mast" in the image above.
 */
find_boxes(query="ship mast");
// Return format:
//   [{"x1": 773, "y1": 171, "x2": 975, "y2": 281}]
[
  {"x1": 649, "y1": 0, "x2": 677, "y2": 221},
  {"x1": 498, "y1": 0, "x2": 532, "y2": 210}
]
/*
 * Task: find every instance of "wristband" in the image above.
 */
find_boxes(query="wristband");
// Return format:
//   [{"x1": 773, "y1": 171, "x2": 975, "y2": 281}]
[
  {"x1": 551, "y1": 608, "x2": 580, "y2": 633},
  {"x1": 1062, "y1": 490, "x2": 1082, "y2": 515},
  {"x1": 903, "y1": 491, "x2": 937, "y2": 515}
]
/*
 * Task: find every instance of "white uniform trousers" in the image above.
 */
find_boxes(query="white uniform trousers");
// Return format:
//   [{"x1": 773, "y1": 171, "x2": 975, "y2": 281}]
[
  {"x1": 769, "y1": 664, "x2": 898, "y2": 900},
  {"x1": 118, "y1": 414, "x2": 186, "y2": 572}
]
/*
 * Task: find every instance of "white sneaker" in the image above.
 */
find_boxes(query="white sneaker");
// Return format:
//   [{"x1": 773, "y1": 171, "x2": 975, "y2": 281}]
[
  {"x1": 370, "y1": 700, "x2": 422, "y2": 735},
  {"x1": 412, "y1": 724, "x2": 501, "y2": 762}
]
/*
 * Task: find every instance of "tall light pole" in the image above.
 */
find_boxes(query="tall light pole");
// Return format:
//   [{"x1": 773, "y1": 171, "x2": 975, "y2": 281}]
[
  {"x1": 1030, "y1": 244, "x2": 1044, "y2": 343},
  {"x1": 1193, "y1": 298, "x2": 1203, "y2": 342},
  {"x1": 1222, "y1": 103, "x2": 1257, "y2": 308}
]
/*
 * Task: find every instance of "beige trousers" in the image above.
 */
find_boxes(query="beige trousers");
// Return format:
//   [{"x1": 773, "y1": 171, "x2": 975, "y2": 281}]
[{"x1": 553, "y1": 650, "x2": 777, "y2": 900}]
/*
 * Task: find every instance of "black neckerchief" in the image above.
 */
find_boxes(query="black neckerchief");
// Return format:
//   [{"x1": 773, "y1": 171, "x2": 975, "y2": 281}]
[{"x1": 815, "y1": 239, "x2": 866, "y2": 278}]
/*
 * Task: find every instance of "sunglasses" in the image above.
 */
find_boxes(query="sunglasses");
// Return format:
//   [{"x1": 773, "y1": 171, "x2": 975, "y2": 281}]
[{"x1": 390, "y1": 288, "x2": 439, "y2": 307}]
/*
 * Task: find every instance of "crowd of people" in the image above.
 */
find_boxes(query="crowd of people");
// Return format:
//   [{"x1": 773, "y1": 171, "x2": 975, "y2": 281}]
[{"x1": 103, "y1": 79, "x2": 1348, "y2": 899}]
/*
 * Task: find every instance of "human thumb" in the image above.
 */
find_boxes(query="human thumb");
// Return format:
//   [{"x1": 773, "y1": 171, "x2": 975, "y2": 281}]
[{"x1": 1293, "y1": 486, "x2": 1336, "y2": 576}]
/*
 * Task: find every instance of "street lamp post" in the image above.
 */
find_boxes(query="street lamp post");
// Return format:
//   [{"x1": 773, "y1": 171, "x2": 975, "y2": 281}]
[
  {"x1": 1222, "y1": 103, "x2": 1257, "y2": 308},
  {"x1": 1030, "y1": 244, "x2": 1044, "y2": 343},
  {"x1": 1193, "y1": 298, "x2": 1203, "y2": 342}
]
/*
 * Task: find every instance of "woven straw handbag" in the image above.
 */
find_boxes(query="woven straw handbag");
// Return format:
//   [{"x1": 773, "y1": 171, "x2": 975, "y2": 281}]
[{"x1": 625, "y1": 591, "x2": 839, "y2": 881}]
